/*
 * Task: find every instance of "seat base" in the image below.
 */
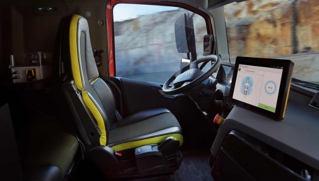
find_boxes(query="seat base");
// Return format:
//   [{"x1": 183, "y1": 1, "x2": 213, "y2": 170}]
[
  {"x1": 109, "y1": 149, "x2": 182, "y2": 179},
  {"x1": 85, "y1": 143, "x2": 182, "y2": 179}
]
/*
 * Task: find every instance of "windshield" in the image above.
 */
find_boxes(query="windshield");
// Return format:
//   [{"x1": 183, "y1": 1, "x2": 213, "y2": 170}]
[
  {"x1": 224, "y1": 0, "x2": 319, "y2": 86},
  {"x1": 113, "y1": 4, "x2": 208, "y2": 83}
]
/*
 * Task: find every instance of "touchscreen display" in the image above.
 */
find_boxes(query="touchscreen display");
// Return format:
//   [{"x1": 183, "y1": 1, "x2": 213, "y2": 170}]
[{"x1": 232, "y1": 64, "x2": 283, "y2": 113}]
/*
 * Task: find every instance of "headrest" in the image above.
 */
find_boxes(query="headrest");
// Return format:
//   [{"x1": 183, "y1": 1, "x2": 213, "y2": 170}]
[{"x1": 69, "y1": 15, "x2": 99, "y2": 90}]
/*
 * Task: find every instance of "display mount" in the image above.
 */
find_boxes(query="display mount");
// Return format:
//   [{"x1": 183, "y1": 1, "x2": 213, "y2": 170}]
[{"x1": 229, "y1": 57, "x2": 294, "y2": 121}]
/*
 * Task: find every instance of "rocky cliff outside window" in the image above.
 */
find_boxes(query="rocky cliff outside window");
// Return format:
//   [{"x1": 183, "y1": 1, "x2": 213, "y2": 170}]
[{"x1": 113, "y1": 4, "x2": 207, "y2": 83}]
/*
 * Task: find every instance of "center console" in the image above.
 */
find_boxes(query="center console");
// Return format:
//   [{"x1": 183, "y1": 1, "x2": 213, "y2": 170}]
[{"x1": 210, "y1": 93, "x2": 319, "y2": 181}]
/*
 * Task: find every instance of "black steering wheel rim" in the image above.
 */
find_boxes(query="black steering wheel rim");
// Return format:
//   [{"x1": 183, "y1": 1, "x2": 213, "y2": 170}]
[{"x1": 163, "y1": 55, "x2": 221, "y2": 95}]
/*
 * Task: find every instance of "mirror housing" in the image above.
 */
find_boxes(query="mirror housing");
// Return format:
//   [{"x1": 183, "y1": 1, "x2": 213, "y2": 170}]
[
  {"x1": 175, "y1": 13, "x2": 190, "y2": 53},
  {"x1": 174, "y1": 13, "x2": 197, "y2": 60},
  {"x1": 203, "y1": 34, "x2": 214, "y2": 56}
]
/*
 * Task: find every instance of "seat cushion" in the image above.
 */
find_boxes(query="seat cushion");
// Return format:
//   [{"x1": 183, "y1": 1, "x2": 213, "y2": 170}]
[
  {"x1": 111, "y1": 108, "x2": 170, "y2": 129},
  {"x1": 108, "y1": 109, "x2": 183, "y2": 151}
]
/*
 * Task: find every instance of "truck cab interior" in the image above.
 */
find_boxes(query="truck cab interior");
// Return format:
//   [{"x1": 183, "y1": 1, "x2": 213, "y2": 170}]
[{"x1": 1, "y1": 0, "x2": 319, "y2": 181}]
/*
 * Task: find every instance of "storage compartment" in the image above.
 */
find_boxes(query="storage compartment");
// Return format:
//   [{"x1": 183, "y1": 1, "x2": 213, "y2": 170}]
[
  {"x1": 212, "y1": 130, "x2": 314, "y2": 181},
  {"x1": 135, "y1": 144, "x2": 168, "y2": 176},
  {"x1": 212, "y1": 149, "x2": 254, "y2": 181}
]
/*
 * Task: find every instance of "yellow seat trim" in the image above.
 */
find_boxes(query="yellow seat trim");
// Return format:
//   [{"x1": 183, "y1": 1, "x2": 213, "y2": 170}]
[
  {"x1": 90, "y1": 77, "x2": 99, "y2": 85},
  {"x1": 70, "y1": 15, "x2": 84, "y2": 90},
  {"x1": 82, "y1": 91, "x2": 107, "y2": 145},
  {"x1": 111, "y1": 134, "x2": 183, "y2": 151}
]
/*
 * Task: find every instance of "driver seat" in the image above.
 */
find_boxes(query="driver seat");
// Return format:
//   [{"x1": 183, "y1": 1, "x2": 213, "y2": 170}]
[{"x1": 55, "y1": 14, "x2": 183, "y2": 163}]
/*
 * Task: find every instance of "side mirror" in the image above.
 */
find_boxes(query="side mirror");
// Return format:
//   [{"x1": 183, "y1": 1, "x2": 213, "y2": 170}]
[
  {"x1": 174, "y1": 13, "x2": 190, "y2": 53},
  {"x1": 174, "y1": 13, "x2": 197, "y2": 61}
]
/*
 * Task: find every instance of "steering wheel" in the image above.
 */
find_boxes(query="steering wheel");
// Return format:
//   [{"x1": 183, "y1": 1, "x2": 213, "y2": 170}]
[{"x1": 163, "y1": 55, "x2": 221, "y2": 95}]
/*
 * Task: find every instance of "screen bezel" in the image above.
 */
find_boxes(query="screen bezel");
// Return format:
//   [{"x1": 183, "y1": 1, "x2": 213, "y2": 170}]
[{"x1": 230, "y1": 56, "x2": 292, "y2": 120}]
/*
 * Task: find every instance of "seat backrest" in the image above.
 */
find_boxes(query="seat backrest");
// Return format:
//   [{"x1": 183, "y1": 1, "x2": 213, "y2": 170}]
[{"x1": 54, "y1": 15, "x2": 116, "y2": 146}]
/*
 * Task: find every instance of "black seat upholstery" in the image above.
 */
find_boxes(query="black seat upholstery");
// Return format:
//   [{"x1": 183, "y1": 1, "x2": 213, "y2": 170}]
[
  {"x1": 53, "y1": 15, "x2": 183, "y2": 153},
  {"x1": 20, "y1": 120, "x2": 79, "y2": 181},
  {"x1": 109, "y1": 108, "x2": 182, "y2": 151},
  {"x1": 24, "y1": 133, "x2": 78, "y2": 181},
  {"x1": 111, "y1": 108, "x2": 170, "y2": 129}
]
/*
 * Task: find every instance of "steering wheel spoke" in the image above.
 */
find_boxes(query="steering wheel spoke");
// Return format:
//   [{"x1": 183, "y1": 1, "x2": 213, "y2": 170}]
[
  {"x1": 190, "y1": 61, "x2": 198, "y2": 69},
  {"x1": 181, "y1": 81, "x2": 191, "y2": 87}
]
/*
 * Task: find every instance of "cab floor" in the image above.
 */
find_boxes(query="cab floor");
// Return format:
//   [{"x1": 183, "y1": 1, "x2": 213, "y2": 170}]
[
  {"x1": 172, "y1": 148, "x2": 213, "y2": 181},
  {"x1": 131, "y1": 148, "x2": 214, "y2": 181}
]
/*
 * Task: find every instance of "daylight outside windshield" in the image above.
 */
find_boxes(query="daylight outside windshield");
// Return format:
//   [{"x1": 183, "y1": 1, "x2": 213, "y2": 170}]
[
  {"x1": 224, "y1": 0, "x2": 319, "y2": 85},
  {"x1": 113, "y1": 4, "x2": 207, "y2": 83},
  {"x1": 113, "y1": 1, "x2": 319, "y2": 87}
]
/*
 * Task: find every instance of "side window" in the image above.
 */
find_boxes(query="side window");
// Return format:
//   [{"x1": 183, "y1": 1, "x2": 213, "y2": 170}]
[
  {"x1": 113, "y1": 4, "x2": 207, "y2": 83},
  {"x1": 224, "y1": 1, "x2": 319, "y2": 84}
]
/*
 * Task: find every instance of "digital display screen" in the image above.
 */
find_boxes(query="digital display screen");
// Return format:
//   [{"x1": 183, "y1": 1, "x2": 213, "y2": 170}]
[{"x1": 232, "y1": 64, "x2": 283, "y2": 113}]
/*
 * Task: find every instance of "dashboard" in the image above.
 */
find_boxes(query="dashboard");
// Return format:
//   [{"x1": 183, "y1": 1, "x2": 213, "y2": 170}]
[
  {"x1": 210, "y1": 62, "x2": 319, "y2": 179},
  {"x1": 212, "y1": 63, "x2": 235, "y2": 98},
  {"x1": 217, "y1": 64, "x2": 234, "y2": 85}
]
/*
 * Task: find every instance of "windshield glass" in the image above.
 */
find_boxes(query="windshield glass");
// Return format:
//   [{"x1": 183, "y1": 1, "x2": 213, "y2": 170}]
[
  {"x1": 113, "y1": 4, "x2": 207, "y2": 83},
  {"x1": 224, "y1": 0, "x2": 319, "y2": 86}
]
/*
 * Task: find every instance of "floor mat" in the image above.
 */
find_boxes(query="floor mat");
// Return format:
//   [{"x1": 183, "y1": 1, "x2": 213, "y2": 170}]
[{"x1": 171, "y1": 148, "x2": 213, "y2": 181}]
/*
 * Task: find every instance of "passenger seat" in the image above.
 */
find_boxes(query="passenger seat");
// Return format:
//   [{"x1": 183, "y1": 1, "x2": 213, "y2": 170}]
[{"x1": 21, "y1": 119, "x2": 79, "y2": 181}]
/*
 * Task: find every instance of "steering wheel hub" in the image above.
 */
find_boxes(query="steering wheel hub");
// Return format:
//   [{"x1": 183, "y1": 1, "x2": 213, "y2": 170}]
[
  {"x1": 173, "y1": 68, "x2": 203, "y2": 86},
  {"x1": 163, "y1": 55, "x2": 221, "y2": 95}
]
